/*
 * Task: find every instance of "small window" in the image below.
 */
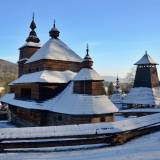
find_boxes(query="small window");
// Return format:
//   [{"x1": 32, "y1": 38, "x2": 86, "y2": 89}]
[
  {"x1": 28, "y1": 68, "x2": 31, "y2": 73},
  {"x1": 57, "y1": 115, "x2": 62, "y2": 121},
  {"x1": 101, "y1": 117, "x2": 105, "y2": 122},
  {"x1": 21, "y1": 88, "x2": 31, "y2": 99}
]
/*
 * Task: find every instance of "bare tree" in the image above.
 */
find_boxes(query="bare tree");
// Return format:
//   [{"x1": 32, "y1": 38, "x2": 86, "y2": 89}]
[{"x1": 123, "y1": 67, "x2": 136, "y2": 93}]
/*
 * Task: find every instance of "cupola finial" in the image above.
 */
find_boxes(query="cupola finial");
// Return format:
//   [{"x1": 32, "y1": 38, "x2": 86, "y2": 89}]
[
  {"x1": 26, "y1": 13, "x2": 40, "y2": 43},
  {"x1": 54, "y1": 19, "x2": 56, "y2": 28},
  {"x1": 30, "y1": 12, "x2": 36, "y2": 30},
  {"x1": 49, "y1": 19, "x2": 60, "y2": 39},
  {"x1": 86, "y1": 43, "x2": 89, "y2": 56},
  {"x1": 32, "y1": 12, "x2": 35, "y2": 21},
  {"x1": 82, "y1": 44, "x2": 93, "y2": 68}
]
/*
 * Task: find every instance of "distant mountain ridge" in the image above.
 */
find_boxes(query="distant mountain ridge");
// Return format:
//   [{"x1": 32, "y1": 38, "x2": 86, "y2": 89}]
[
  {"x1": 0, "y1": 59, "x2": 17, "y2": 72},
  {"x1": 0, "y1": 59, "x2": 126, "y2": 85},
  {"x1": 0, "y1": 59, "x2": 18, "y2": 88}
]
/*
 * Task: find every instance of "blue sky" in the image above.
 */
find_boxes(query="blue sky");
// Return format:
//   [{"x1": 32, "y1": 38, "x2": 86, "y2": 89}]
[{"x1": 1, "y1": 0, "x2": 160, "y2": 77}]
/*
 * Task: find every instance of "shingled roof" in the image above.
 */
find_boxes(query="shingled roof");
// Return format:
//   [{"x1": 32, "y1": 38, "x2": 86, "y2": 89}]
[
  {"x1": 134, "y1": 51, "x2": 158, "y2": 65},
  {"x1": 26, "y1": 38, "x2": 82, "y2": 63}
]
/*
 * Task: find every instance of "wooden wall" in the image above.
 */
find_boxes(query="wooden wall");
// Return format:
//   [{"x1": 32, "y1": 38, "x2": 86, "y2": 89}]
[
  {"x1": 19, "y1": 46, "x2": 40, "y2": 60},
  {"x1": 23, "y1": 59, "x2": 82, "y2": 74},
  {"x1": 18, "y1": 46, "x2": 40, "y2": 77},
  {"x1": 73, "y1": 80, "x2": 106, "y2": 95},
  {"x1": 14, "y1": 83, "x2": 67, "y2": 100},
  {"x1": 14, "y1": 84, "x2": 39, "y2": 100},
  {"x1": 8, "y1": 105, "x2": 114, "y2": 127},
  {"x1": 134, "y1": 65, "x2": 159, "y2": 88}
]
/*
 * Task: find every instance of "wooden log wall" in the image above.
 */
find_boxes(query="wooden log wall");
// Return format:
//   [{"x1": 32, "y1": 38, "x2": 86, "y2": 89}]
[
  {"x1": 24, "y1": 59, "x2": 82, "y2": 74},
  {"x1": 73, "y1": 80, "x2": 106, "y2": 95},
  {"x1": 9, "y1": 105, "x2": 114, "y2": 127}
]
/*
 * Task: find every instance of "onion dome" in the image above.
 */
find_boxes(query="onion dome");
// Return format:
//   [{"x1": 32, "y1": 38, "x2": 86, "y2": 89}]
[
  {"x1": 49, "y1": 20, "x2": 60, "y2": 39},
  {"x1": 82, "y1": 44, "x2": 93, "y2": 68},
  {"x1": 26, "y1": 13, "x2": 40, "y2": 43}
]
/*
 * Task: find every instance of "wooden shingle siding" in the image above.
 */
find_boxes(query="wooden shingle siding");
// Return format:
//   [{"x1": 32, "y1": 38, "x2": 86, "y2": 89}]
[
  {"x1": 18, "y1": 46, "x2": 40, "y2": 77},
  {"x1": 73, "y1": 81, "x2": 106, "y2": 95},
  {"x1": 134, "y1": 65, "x2": 159, "y2": 88},
  {"x1": 24, "y1": 59, "x2": 82, "y2": 74},
  {"x1": 8, "y1": 105, "x2": 114, "y2": 127},
  {"x1": 14, "y1": 83, "x2": 68, "y2": 100}
]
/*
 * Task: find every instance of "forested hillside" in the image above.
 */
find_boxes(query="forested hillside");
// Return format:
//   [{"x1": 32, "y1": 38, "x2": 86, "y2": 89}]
[{"x1": 0, "y1": 59, "x2": 18, "y2": 94}]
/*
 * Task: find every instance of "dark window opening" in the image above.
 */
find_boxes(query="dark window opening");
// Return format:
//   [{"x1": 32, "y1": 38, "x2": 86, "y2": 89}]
[
  {"x1": 28, "y1": 68, "x2": 31, "y2": 73},
  {"x1": 57, "y1": 115, "x2": 62, "y2": 121},
  {"x1": 101, "y1": 117, "x2": 106, "y2": 122},
  {"x1": 21, "y1": 88, "x2": 31, "y2": 99}
]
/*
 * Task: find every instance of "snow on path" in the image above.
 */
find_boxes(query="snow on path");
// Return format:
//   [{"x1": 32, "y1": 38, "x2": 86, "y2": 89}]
[
  {"x1": 0, "y1": 131, "x2": 160, "y2": 160},
  {"x1": 0, "y1": 121, "x2": 15, "y2": 128},
  {"x1": 0, "y1": 113, "x2": 160, "y2": 139}
]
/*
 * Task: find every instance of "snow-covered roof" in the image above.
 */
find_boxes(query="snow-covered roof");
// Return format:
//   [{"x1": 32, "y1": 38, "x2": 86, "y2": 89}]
[
  {"x1": 10, "y1": 70, "x2": 76, "y2": 85},
  {"x1": 110, "y1": 93, "x2": 126, "y2": 109},
  {"x1": 123, "y1": 87, "x2": 160, "y2": 106},
  {"x1": 1, "y1": 82, "x2": 118, "y2": 115},
  {"x1": 47, "y1": 82, "x2": 118, "y2": 114},
  {"x1": 26, "y1": 38, "x2": 82, "y2": 63},
  {"x1": 73, "y1": 68, "x2": 103, "y2": 81},
  {"x1": 120, "y1": 108, "x2": 160, "y2": 113},
  {"x1": 20, "y1": 42, "x2": 41, "y2": 48},
  {"x1": 110, "y1": 93, "x2": 124, "y2": 104},
  {"x1": 134, "y1": 53, "x2": 158, "y2": 65},
  {"x1": 17, "y1": 58, "x2": 29, "y2": 63}
]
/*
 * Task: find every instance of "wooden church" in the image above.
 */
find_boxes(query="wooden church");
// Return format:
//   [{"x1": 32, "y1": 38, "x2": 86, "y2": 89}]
[
  {"x1": 124, "y1": 51, "x2": 160, "y2": 108},
  {"x1": 110, "y1": 76, "x2": 124, "y2": 109},
  {"x1": 1, "y1": 17, "x2": 118, "y2": 126}
]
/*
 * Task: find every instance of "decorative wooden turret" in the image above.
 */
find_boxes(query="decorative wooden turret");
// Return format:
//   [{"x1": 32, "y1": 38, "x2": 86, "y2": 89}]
[
  {"x1": 82, "y1": 44, "x2": 93, "y2": 68},
  {"x1": 73, "y1": 44, "x2": 106, "y2": 95},
  {"x1": 115, "y1": 76, "x2": 120, "y2": 91},
  {"x1": 49, "y1": 20, "x2": 60, "y2": 39},
  {"x1": 18, "y1": 13, "x2": 41, "y2": 77},
  {"x1": 25, "y1": 13, "x2": 40, "y2": 43},
  {"x1": 133, "y1": 51, "x2": 159, "y2": 88}
]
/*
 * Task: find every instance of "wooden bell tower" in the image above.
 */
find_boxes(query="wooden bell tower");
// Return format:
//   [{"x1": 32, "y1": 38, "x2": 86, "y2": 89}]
[{"x1": 134, "y1": 51, "x2": 159, "y2": 88}]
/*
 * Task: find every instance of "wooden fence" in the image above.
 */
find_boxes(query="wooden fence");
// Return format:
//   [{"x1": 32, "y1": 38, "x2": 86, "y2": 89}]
[{"x1": 0, "y1": 123, "x2": 160, "y2": 152}]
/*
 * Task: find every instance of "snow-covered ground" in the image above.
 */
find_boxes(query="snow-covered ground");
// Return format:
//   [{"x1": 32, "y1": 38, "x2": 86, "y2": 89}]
[
  {"x1": 0, "y1": 121, "x2": 15, "y2": 128},
  {"x1": 0, "y1": 113, "x2": 160, "y2": 139},
  {"x1": 0, "y1": 131, "x2": 160, "y2": 160},
  {"x1": 0, "y1": 115, "x2": 159, "y2": 160}
]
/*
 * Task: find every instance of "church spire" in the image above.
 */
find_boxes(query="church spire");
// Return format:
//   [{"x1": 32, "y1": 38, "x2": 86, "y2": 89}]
[
  {"x1": 30, "y1": 12, "x2": 36, "y2": 30},
  {"x1": 82, "y1": 44, "x2": 93, "y2": 68},
  {"x1": 115, "y1": 75, "x2": 120, "y2": 90},
  {"x1": 145, "y1": 50, "x2": 148, "y2": 55},
  {"x1": 26, "y1": 13, "x2": 40, "y2": 43},
  {"x1": 49, "y1": 19, "x2": 60, "y2": 39}
]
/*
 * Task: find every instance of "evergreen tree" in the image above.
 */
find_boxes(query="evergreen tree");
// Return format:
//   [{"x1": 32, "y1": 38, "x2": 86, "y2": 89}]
[{"x1": 108, "y1": 82, "x2": 114, "y2": 96}]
